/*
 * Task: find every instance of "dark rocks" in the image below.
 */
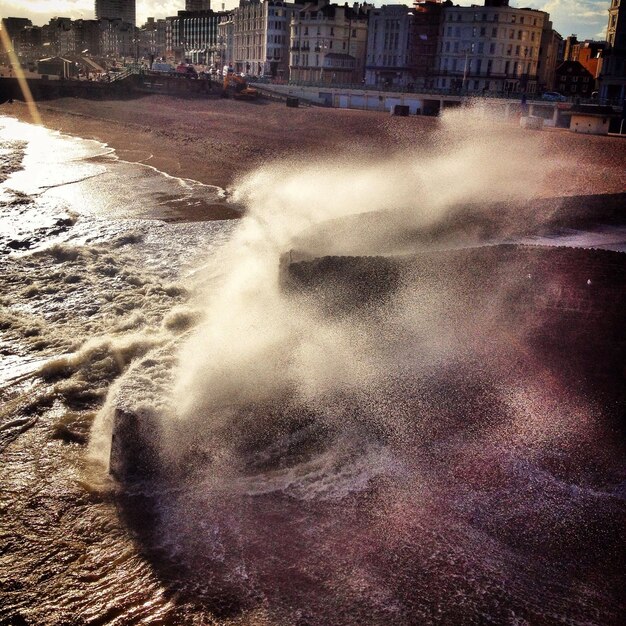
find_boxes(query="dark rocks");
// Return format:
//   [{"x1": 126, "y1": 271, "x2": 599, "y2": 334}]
[
  {"x1": 7, "y1": 239, "x2": 31, "y2": 250},
  {"x1": 109, "y1": 408, "x2": 161, "y2": 482}
]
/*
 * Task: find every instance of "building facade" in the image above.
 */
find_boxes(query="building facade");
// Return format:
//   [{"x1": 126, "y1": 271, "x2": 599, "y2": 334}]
[
  {"x1": 364, "y1": 1, "x2": 443, "y2": 90},
  {"x1": 139, "y1": 18, "x2": 167, "y2": 59},
  {"x1": 227, "y1": 0, "x2": 295, "y2": 78},
  {"x1": 290, "y1": 1, "x2": 370, "y2": 84},
  {"x1": 599, "y1": 0, "x2": 626, "y2": 103},
  {"x1": 433, "y1": 0, "x2": 546, "y2": 94},
  {"x1": 73, "y1": 19, "x2": 102, "y2": 56},
  {"x1": 99, "y1": 18, "x2": 136, "y2": 58},
  {"x1": 95, "y1": 0, "x2": 136, "y2": 27},
  {"x1": 555, "y1": 60, "x2": 595, "y2": 97},
  {"x1": 365, "y1": 4, "x2": 415, "y2": 89},
  {"x1": 217, "y1": 13, "x2": 235, "y2": 68},
  {"x1": 166, "y1": 10, "x2": 224, "y2": 64},
  {"x1": 537, "y1": 20, "x2": 562, "y2": 91}
]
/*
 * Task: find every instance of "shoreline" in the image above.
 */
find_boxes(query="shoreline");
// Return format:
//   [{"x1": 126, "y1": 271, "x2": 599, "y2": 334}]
[{"x1": 1, "y1": 94, "x2": 625, "y2": 220}]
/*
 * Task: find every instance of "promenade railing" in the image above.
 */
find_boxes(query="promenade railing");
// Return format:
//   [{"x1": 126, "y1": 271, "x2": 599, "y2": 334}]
[{"x1": 249, "y1": 78, "x2": 613, "y2": 105}]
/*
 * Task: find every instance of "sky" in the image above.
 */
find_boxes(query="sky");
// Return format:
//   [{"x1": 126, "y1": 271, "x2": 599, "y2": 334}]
[{"x1": 0, "y1": 0, "x2": 609, "y2": 41}]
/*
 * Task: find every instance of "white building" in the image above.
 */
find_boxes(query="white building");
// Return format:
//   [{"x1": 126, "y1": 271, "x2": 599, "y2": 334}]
[
  {"x1": 434, "y1": 0, "x2": 546, "y2": 94},
  {"x1": 228, "y1": 0, "x2": 295, "y2": 79},
  {"x1": 290, "y1": 1, "x2": 371, "y2": 84}
]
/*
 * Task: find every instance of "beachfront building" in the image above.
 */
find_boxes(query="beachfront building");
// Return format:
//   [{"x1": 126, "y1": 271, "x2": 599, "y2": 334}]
[
  {"x1": 139, "y1": 18, "x2": 167, "y2": 58},
  {"x1": 365, "y1": 5, "x2": 415, "y2": 89},
  {"x1": 410, "y1": 0, "x2": 445, "y2": 89},
  {"x1": 166, "y1": 10, "x2": 225, "y2": 64},
  {"x1": 73, "y1": 19, "x2": 102, "y2": 56},
  {"x1": 15, "y1": 26, "x2": 43, "y2": 62},
  {"x1": 364, "y1": 1, "x2": 443, "y2": 90},
  {"x1": 40, "y1": 17, "x2": 75, "y2": 57},
  {"x1": 432, "y1": 0, "x2": 547, "y2": 94},
  {"x1": 289, "y1": 1, "x2": 371, "y2": 84},
  {"x1": 95, "y1": 0, "x2": 136, "y2": 27},
  {"x1": 226, "y1": 0, "x2": 296, "y2": 79},
  {"x1": 598, "y1": 0, "x2": 626, "y2": 103},
  {"x1": 99, "y1": 18, "x2": 136, "y2": 58},
  {"x1": 537, "y1": 21, "x2": 562, "y2": 91},
  {"x1": 217, "y1": 14, "x2": 235, "y2": 68},
  {"x1": 570, "y1": 40, "x2": 606, "y2": 78},
  {"x1": 0, "y1": 18, "x2": 32, "y2": 52},
  {"x1": 555, "y1": 60, "x2": 595, "y2": 97}
]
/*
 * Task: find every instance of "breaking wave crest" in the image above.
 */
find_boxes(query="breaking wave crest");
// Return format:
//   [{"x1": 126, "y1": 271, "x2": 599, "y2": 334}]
[{"x1": 88, "y1": 111, "x2": 625, "y2": 623}]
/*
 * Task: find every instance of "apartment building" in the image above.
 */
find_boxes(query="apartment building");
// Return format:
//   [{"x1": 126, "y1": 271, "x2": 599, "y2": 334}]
[
  {"x1": 290, "y1": 1, "x2": 370, "y2": 84},
  {"x1": 555, "y1": 60, "x2": 595, "y2": 97},
  {"x1": 364, "y1": 1, "x2": 443, "y2": 90},
  {"x1": 217, "y1": 13, "x2": 235, "y2": 68},
  {"x1": 537, "y1": 20, "x2": 561, "y2": 91},
  {"x1": 99, "y1": 18, "x2": 136, "y2": 58},
  {"x1": 226, "y1": 0, "x2": 295, "y2": 78},
  {"x1": 166, "y1": 10, "x2": 223, "y2": 64},
  {"x1": 365, "y1": 5, "x2": 414, "y2": 89},
  {"x1": 433, "y1": 0, "x2": 546, "y2": 94},
  {"x1": 139, "y1": 18, "x2": 167, "y2": 58},
  {"x1": 73, "y1": 19, "x2": 102, "y2": 56},
  {"x1": 599, "y1": 0, "x2": 626, "y2": 103}
]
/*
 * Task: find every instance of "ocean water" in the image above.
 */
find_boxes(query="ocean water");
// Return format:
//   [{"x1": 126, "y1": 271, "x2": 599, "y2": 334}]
[{"x1": 0, "y1": 113, "x2": 624, "y2": 626}]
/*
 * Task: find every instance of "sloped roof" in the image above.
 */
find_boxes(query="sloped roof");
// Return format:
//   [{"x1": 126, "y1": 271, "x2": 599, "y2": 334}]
[{"x1": 81, "y1": 56, "x2": 105, "y2": 72}]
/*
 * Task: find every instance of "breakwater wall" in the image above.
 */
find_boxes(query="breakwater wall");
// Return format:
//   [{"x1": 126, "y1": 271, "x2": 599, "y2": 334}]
[{"x1": 0, "y1": 75, "x2": 218, "y2": 104}]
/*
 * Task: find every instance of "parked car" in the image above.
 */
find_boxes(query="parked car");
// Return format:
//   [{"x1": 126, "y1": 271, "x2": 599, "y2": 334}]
[
  {"x1": 541, "y1": 91, "x2": 567, "y2": 102},
  {"x1": 176, "y1": 63, "x2": 197, "y2": 78}
]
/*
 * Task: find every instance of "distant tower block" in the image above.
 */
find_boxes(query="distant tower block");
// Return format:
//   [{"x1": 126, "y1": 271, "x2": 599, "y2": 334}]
[
  {"x1": 186, "y1": 0, "x2": 211, "y2": 10},
  {"x1": 95, "y1": 0, "x2": 136, "y2": 26}
]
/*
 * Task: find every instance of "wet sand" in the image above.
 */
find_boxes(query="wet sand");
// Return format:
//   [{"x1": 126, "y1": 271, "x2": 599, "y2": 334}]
[{"x1": 3, "y1": 94, "x2": 625, "y2": 211}]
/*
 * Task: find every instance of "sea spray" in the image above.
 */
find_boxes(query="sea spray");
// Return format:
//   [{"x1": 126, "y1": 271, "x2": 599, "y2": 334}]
[{"x1": 159, "y1": 110, "x2": 550, "y2": 470}]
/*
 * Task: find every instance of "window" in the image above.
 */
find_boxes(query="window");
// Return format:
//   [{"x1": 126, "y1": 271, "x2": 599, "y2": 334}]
[
  {"x1": 511, "y1": 15, "x2": 516, "y2": 24},
  {"x1": 455, "y1": 27, "x2": 461, "y2": 37},
  {"x1": 492, "y1": 27, "x2": 497, "y2": 37},
  {"x1": 489, "y1": 42, "x2": 495, "y2": 54},
  {"x1": 454, "y1": 41, "x2": 459, "y2": 53},
  {"x1": 480, "y1": 27, "x2": 486, "y2": 36},
  {"x1": 478, "y1": 42, "x2": 484, "y2": 54},
  {"x1": 445, "y1": 41, "x2": 450, "y2": 52}
]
